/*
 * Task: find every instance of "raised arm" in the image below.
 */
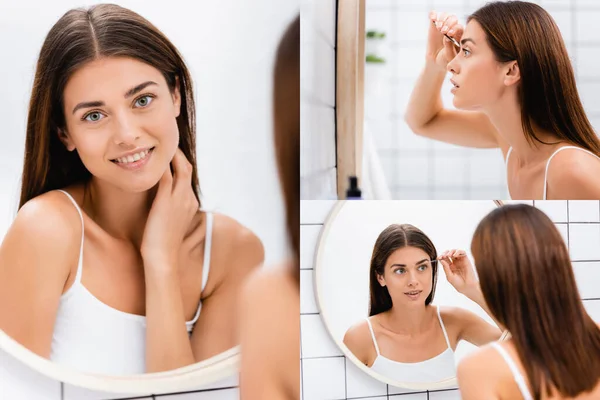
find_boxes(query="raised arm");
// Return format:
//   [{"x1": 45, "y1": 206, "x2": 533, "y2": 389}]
[{"x1": 404, "y1": 11, "x2": 503, "y2": 150}]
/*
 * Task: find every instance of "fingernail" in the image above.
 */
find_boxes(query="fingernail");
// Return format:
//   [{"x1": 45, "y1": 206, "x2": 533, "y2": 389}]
[
  {"x1": 448, "y1": 29, "x2": 455, "y2": 34},
  {"x1": 436, "y1": 21, "x2": 442, "y2": 28},
  {"x1": 441, "y1": 26, "x2": 448, "y2": 32}
]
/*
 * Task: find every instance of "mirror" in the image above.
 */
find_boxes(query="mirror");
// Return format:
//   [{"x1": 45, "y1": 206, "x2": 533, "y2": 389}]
[
  {"x1": 315, "y1": 200, "x2": 504, "y2": 390},
  {"x1": 0, "y1": 0, "x2": 294, "y2": 395}
]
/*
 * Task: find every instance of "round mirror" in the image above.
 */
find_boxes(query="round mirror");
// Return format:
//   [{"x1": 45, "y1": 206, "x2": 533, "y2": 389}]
[{"x1": 315, "y1": 200, "x2": 504, "y2": 390}]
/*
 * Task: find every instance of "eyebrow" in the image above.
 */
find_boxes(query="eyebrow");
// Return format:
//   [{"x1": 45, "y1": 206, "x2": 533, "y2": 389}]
[
  {"x1": 460, "y1": 38, "x2": 476, "y2": 46},
  {"x1": 71, "y1": 81, "x2": 158, "y2": 115},
  {"x1": 390, "y1": 258, "x2": 429, "y2": 268}
]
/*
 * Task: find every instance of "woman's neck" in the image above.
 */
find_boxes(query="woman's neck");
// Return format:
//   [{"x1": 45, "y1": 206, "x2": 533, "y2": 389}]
[
  {"x1": 381, "y1": 304, "x2": 433, "y2": 336},
  {"x1": 82, "y1": 178, "x2": 157, "y2": 247},
  {"x1": 485, "y1": 91, "x2": 566, "y2": 167}
]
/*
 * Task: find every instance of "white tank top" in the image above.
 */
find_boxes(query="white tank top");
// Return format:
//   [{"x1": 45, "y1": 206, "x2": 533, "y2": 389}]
[
  {"x1": 49, "y1": 190, "x2": 213, "y2": 375},
  {"x1": 506, "y1": 146, "x2": 600, "y2": 200},
  {"x1": 491, "y1": 342, "x2": 533, "y2": 400},
  {"x1": 365, "y1": 306, "x2": 457, "y2": 383}
]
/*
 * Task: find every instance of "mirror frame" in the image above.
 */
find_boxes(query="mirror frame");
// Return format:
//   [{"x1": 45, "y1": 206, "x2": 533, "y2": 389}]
[
  {"x1": 336, "y1": 0, "x2": 366, "y2": 198},
  {"x1": 313, "y1": 200, "x2": 505, "y2": 390},
  {"x1": 0, "y1": 328, "x2": 239, "y2": 394}
]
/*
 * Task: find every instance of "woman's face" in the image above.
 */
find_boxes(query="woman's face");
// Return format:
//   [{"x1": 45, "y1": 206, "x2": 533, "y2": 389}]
[
  {"x1": 61, "y1": 56, "x2": 181, "y2": 193},
  {"x1": 446, "y1": 20, "x2": 510, "y2": 110},
  {"x1": 377, "y1": 246, "x2": 433, "y2": 307}
]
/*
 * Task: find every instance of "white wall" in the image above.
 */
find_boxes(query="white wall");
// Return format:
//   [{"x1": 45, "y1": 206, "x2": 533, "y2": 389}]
[
  {"x1": 0, "y1": 0, "x2": 298, "y2": 398},
  {"x1": 301, "y1": 200, "x2": 600, "y2": 400},
  {"x1": 300, "y1": 0, "x2": 337, "y2": 199},
  {"x1": 365, "y1": 0, "x2": 600, "y2": 199}
]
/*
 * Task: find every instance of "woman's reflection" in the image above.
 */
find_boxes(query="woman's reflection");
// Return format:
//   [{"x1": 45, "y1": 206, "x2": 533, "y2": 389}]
[
  {"x1": 0, "y1": 4, "x2": 264, "y2": 375},
  {"x1": 343, "y1": 224, "x2": 502, "y2": 383}
]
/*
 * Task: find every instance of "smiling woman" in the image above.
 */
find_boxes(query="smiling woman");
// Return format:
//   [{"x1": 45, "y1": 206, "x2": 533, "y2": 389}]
[{"x1": 0, "y1": 2, "x2": 264, "y2": 377}]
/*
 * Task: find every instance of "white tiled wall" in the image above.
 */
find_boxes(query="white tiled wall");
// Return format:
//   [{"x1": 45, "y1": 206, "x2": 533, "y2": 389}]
[
  {"x1": 365, "y1": 0, "x2": 600, "y2": 199},
  {"x1": 300, "y1": 200, "x2": 600, "y2": 399},
  {"x1": 300, "y1": 0, "x2": 337, "y2": 199}
]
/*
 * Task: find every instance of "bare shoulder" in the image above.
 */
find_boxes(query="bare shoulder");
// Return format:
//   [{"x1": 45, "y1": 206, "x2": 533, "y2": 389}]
[
  {"x1": 210, "y1": 212, "x2": 264, "y2": 263},
  {"x1": 438, "y1": 305, "x2": 478, "y2": 327},
  {"x1": 343, "y1": 318, "x2": 373, "y2": 364},
  {"x1": 3, "y1": 190, "x2": 81, "y2": 253},
  {"x1": 547, "y1": 147, "x2": 600, "y2": 199},
  {"x1": 456, "y1": 343, "x2": 505, "y2": 400},
  {"x1": 0, "y1": 190, "x2": 81, "y2": 287}
]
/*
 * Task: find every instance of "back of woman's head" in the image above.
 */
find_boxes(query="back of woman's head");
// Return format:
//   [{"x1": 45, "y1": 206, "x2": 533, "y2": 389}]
[
  {"x1": 469, "y1": 1, "x2": 600, "y2": 156},
  {"x1": 472, "y1": 204, "x2": 600, "y2": 399},
  {"x1": 21, "y1": 3, "x2": 198, "y2": 208},
  {"x1": 273, "y1": 15, "x2": 299, "y2": 275},
  {"x1": 369, "y1": 224, "x2": 438, "y2": 316}
]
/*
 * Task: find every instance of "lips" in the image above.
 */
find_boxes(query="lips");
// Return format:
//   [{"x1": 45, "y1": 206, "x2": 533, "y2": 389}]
[{"x1": 450, "y1": 79, "x2": 460, "y2": 88}]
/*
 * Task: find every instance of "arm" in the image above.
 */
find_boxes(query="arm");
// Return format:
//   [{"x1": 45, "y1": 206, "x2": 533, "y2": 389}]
[
  {"x1": 190, "y1": 218, "x2": 264, "y2": 361},
  {"x1": 404, "y1": 12, "x2": 503, "y2": 149},
  {"x1": 0, "y1": 194, "x2": 76, "y2": 357},
  {"x1": 142, "y1": 151, "x2": 264, "y2": 372},
  {"x1": 239, "y1": 266, "x2": 299, "y2": 400},
  {"x1": 450, "y1": 306, "x2": 501, "y2": 346}
]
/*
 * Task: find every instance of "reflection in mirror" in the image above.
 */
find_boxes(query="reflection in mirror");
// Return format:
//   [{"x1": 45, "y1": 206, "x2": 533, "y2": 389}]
[
  {"x1": 0, "y1": 3, "x2": 264, "y2": 377},
  {"x1": 315, "y1": 200, "x2": 506, "y2": 389}
]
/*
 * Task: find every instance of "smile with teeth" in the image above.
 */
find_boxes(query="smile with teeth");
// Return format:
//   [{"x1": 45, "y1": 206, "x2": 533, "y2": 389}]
[
  {"x1": 405, "y1": 290, "x2": 421, "y2": 295},
  {"x1": 112, "y1": 147, "x2": 154, "y2": 164}
]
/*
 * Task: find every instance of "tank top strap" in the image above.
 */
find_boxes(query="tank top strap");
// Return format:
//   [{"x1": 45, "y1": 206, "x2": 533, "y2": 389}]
[
  {"x1": 544, "y1": 146, "x2": 600, "y2": 200},
  {"x1": 364, "y1": 317, "x2": 380, "y2": 356},
  {"x1": 491, "y1": 342, "x2": 533, "y2": 400},
  {"x1": 57, "y1": 190, "x2": 85, "y2": 285},
  {"x1": 506, "y1": 146, "x2": 513, "y2": 164},
  {"x1": 187, "y1": 211, "x2": 214, "y2": 325},
  {"x1": 436, "y1": 306, "x2": 452, "y2": 350}
]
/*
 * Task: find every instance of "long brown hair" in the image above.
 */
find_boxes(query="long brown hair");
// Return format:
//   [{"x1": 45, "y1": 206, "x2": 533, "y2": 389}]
[
  {"x1": 469, "y1": 1, "x2": 600, "y2": 155},
  {"x1": 20, "y1": 4, "x2": 199, "y2": 209},
  {"x1": 369, "y1": 224, "x2": 438, "y2": 316},
  {"x1": 273, "y1": 15, "x2": 299, "y2": 277},
  {"x1": 472, "y1": 204, "x2": 600, "y2": 400}
]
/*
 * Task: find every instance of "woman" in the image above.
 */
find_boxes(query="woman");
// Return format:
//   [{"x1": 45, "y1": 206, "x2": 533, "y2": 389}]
[
  {"x1": 343, "y1": 223, "x2": 502, "y2": 383},
  {"x1": 405, "y1": 1, "x2": 600, "y2": 199},
  {"x1": 239, "y1": 15, "x2": 300, "y2": 400},
  {"x1": 458, "y1": 204, "x2": 600, "y2": 400},
  {"x1": 0, "y1": 4, "x2": 264, "y2": 375}
]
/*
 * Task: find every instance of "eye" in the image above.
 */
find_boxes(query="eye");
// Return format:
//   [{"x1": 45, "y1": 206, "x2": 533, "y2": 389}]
[
  {"x1": 134, "y1": 94, "x2": 155, "y2": 108},
  {"x1": 83, "y1": 111, "x2": 105, "y2": 123},
  {"x1": 418, "y1": 264, "x2": 428, "y2": 271},
  {"x1": 462, "y1": 48, "x2": 471, "y2": 57},
  {"x1": 394, "y1": 268, "x2": 406, "y2": 275}
]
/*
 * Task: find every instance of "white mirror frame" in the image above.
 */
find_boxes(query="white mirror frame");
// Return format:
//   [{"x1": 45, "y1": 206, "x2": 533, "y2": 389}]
[
  {"x1": 0, "y1": 328, "x2": 239, "y2": 394},
  {"x1": 313, "y1": 200, "x2": 504, "y2": 391}
]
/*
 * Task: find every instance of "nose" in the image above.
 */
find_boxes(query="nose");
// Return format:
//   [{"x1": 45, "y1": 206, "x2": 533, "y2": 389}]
[
  {"x1": 112, "y1": 112, "x2": 141, "y2": 146},
  {"x1": 407, "y1": 270, "x2": 419, "y2": 287},
  {"x1": 447, "y1": 55, "x2": 460, "y2": 74}
]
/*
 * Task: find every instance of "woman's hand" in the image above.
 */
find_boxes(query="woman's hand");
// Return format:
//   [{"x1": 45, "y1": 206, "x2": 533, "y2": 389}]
[
  {"x1": 438, "y1": 249, "x2": 479, "y2": 296},
  {"x1": 141, "y1": 148, "x2": 199, "y2": 270},
  {"x1": 426, "y1": 11, "x2": 464, "y2": 70}
]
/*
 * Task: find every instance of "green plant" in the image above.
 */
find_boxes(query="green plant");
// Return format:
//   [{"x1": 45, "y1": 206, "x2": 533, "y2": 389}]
[
  {"x1": 366, "y1": 54, "x2": 385, "y2": 63},
  {"x1": 366, "y1": 30, "x2": 386, "y2": 39}
]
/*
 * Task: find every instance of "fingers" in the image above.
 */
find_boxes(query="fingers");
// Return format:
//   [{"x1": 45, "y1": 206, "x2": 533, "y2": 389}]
[
  {"x1": 439, "y1": 258, "x2": 453, "y2": 279},
  {"x1": 171, "y1": 147, "x2": 194, "y2": 192},
  {"x1": 156, "y1": 165, "x2": 173, "y2": 198}
]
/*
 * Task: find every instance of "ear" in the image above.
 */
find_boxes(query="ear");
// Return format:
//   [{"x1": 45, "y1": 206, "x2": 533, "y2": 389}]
[
  {"x1": 376, "y1": 273, "x2": 386, "y2": 287},
  {"x1": 57, "y1": 128, "x2": 75, "y2": 151},
  {"x1": 172, "y1": 76, "x2": 182, "y2": 118},
  {"x1": 503, "y1": 61, "x2": 521, "y2": 87}
]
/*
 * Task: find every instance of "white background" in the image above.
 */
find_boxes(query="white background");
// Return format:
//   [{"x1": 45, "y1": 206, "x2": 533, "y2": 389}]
[
  {"x1": 0, "y1": 0, "x2": 298, "y2": 399},
  {"x1": 316, "y1": 201, "x2": 499, "y2": 387},
  {"x1": 301, "y1": 200, "x2": 600, "y2": 400}
]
